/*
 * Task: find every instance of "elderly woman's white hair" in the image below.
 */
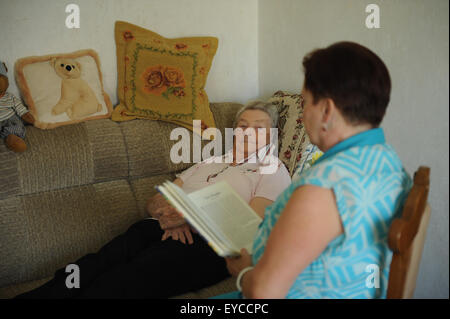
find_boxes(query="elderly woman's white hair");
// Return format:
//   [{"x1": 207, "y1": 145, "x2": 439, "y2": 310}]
[{"x1": 232, "y1": 100, "x2": 279, "y2": 129}]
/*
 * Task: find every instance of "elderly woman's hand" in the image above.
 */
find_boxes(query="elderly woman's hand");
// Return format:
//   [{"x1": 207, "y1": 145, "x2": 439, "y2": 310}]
[
  {"x1": 161, "y1": 223, "x2": 195, "y2": 244},
  {"x1": 156, "y1": 206, "x2": 186, "y2": 230},
  {"x1": 225, "y1": 249, "x2": 253, "y2": 277}
]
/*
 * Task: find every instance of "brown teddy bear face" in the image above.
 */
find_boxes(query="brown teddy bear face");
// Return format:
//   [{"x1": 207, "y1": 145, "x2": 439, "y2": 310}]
[
  {"x1": 53, "y1": 58, "x2": 81, "y2": 79},
  {"x1": 0, "y1": 75, "x2": 8, "y2": 97}
]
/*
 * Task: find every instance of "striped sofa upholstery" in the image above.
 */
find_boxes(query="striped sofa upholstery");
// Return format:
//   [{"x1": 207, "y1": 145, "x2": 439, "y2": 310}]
[{"x1": 0, "y1": 102, "x2": 242, "y2": 299}]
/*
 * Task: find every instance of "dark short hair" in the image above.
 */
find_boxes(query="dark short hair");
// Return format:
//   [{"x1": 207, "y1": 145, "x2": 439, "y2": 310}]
[{"x1": 302, "y1": 41, "x2": 391, "y2": 127}]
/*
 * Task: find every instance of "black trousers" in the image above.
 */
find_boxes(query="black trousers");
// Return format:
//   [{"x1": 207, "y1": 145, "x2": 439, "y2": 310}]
[{"x1": 15, "y1": 219, "x2": 230, "y2": 299}]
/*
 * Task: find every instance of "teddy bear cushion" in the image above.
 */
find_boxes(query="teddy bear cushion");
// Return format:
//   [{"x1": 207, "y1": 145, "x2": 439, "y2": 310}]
[
  {"x1": 15, "y1": 49, "x2": 112, "y2": 129},
  {"x1": 112, "y1": 21, "x2": 218, "y2": 133}
]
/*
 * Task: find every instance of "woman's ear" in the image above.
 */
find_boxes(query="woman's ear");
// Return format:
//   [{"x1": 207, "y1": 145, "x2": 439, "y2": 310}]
[
  {"x1": 75, "y1": 61, "x2": 81, "y2": 71},
  {"x1": 321, "y1": 98, "x2": 337, "y2": 131}
]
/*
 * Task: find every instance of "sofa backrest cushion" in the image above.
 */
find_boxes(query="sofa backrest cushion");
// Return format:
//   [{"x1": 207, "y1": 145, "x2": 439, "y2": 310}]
[{"x1": 0, "y1": 102, "x2": 243, "y2": 288}]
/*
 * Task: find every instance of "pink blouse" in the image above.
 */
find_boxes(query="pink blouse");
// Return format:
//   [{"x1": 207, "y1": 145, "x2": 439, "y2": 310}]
[{"x1": 176, "y1": 148, "x2": 291, "y2": 204}]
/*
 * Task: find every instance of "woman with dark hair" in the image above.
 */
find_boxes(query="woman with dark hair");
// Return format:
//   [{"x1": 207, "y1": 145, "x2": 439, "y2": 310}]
[{"x1": 216, "y1": 42, "x2": 412, "y2": 299}]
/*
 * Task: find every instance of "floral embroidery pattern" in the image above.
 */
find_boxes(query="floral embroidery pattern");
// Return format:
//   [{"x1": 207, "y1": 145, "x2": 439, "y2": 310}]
[
  {"x1": 140, "y1": 65, "x2": 186, "y2": 99},
  {"x1": 269, "y1": 91, "x2": 309, "y2": 176},
  {"x1": 130, "y1": 43, "x2": 199, "y2": 120},
  {"x1": 175, "y1": 43, "x2": 188, "y2": 50},
  {"x1": 123, "y1": 31, "x2": 134, "y2": 41},
  {"x1": 200, "y1": 120, "x2": 208, "y2": 130}
]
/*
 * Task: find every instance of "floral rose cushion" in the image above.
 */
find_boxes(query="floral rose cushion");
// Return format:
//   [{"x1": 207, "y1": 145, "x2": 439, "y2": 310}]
[
  {"x1": 268, "y1": 91, "x2": 314, "y2": 176},
  {"x1": 112, "y1": 21, "x2": 218, "y2": 133}
]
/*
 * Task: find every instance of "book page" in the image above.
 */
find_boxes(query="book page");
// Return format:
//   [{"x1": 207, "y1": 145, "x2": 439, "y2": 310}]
[
  {"x1": 157, "y1": 182, "x2": 232, "y2": 256},
  {"x1": 188, "y1": 181, "x2": 262, "y2": 255}
]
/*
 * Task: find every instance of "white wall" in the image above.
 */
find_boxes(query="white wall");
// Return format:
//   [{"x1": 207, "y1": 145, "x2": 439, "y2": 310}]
[
  {"x1": 259, "y1": 0, "x2": 449, "y2": 298},
  {"x1": 0, "y1": 0, "x2": 259, "y2": 104}
]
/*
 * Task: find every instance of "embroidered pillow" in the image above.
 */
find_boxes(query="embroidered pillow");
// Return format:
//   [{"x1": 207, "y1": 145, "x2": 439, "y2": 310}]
[
  {"x1": 268, "y1": 91, "x2": 312, "y2": 176},
  {"x1": 15, "y1": 49, "x2": 112, "y2": 129},
  {"x1": 112, "y1": 21, "x2": 218, "y2": 132}
]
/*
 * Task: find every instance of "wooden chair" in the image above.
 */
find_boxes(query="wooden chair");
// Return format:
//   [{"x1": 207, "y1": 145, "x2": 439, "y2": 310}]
[{"x1": 387, "y1": 166, "x2": 431, "y2": 298}]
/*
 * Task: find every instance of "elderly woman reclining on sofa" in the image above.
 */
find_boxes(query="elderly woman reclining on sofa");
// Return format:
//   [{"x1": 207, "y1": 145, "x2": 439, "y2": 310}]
[{"x1": 15, "y1": 100, "x2": 291, "y2": 299}]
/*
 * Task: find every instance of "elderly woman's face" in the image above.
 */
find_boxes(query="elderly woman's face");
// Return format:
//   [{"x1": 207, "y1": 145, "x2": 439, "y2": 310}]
[{"x1": 234, "y1": 109, "x2": 272, "y2": 156}]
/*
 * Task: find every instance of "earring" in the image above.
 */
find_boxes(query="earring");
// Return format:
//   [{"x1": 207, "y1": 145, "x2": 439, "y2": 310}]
[{"x1": 322, "y1": 123, "x2": 328, "y2": 131}]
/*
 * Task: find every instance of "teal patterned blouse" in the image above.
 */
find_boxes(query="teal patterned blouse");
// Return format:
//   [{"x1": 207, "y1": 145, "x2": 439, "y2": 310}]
[{"x1": 252, "y1": 128, "x2": 412, "y2": 298}]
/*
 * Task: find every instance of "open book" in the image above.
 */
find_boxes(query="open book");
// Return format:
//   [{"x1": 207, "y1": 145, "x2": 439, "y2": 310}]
[{"x1": 156, "y1": 180, "x2": 262, "y2": 257}]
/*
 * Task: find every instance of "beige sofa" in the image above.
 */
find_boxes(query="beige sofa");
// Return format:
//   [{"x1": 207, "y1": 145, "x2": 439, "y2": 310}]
[{"x1": 0, "y1": 102, "x2": 243, "y2": 299}]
